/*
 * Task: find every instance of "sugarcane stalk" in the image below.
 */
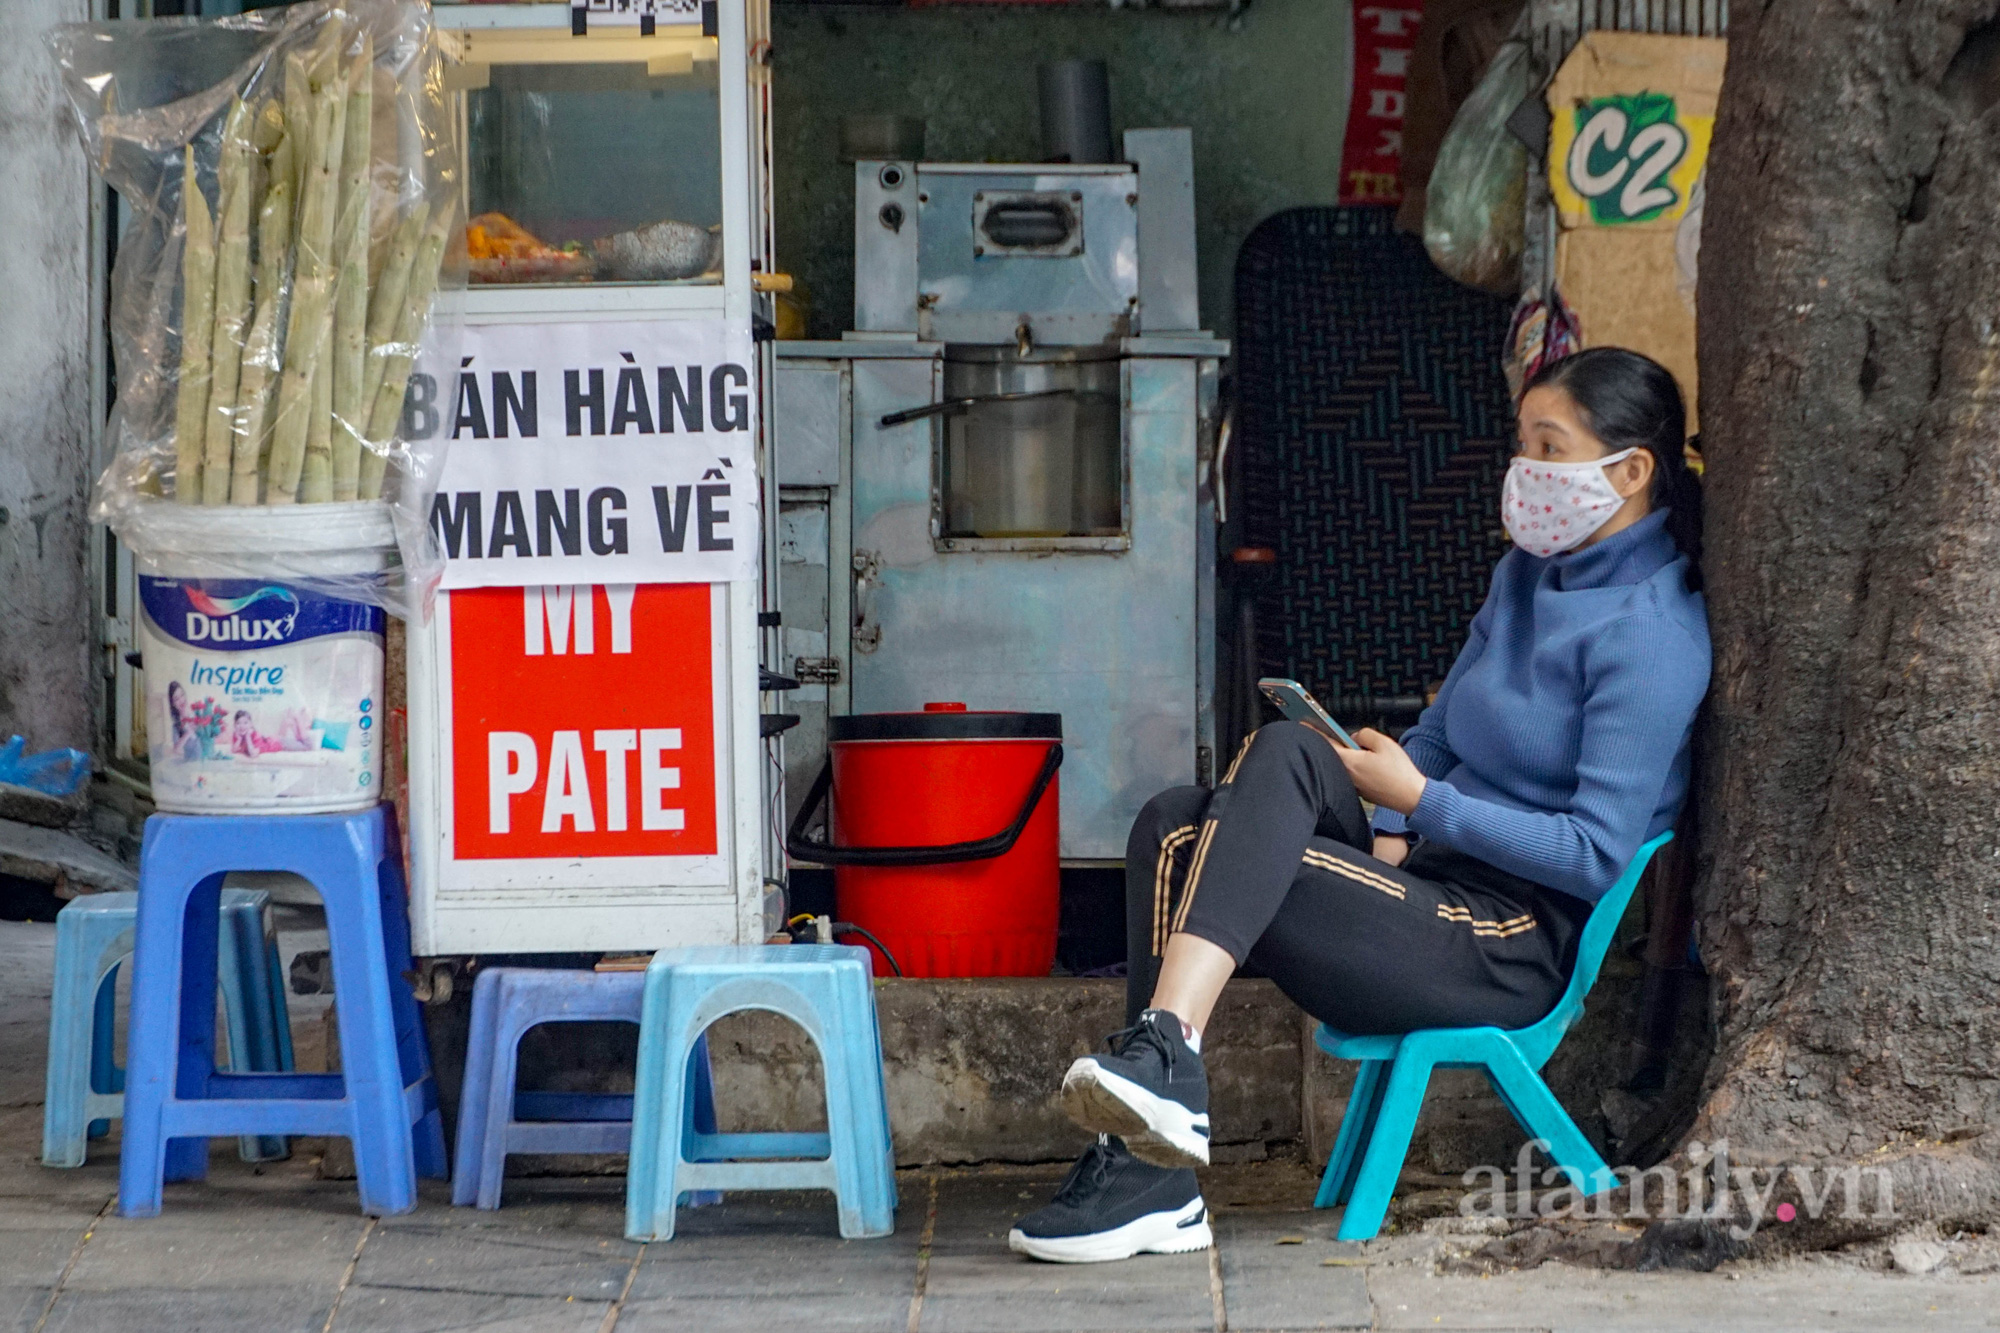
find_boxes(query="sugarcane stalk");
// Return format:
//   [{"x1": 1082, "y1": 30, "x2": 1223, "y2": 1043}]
[
  {"x1": 305, "y1": 19, "x2": 343, "y2": 87},
  {"x1": 263, "y1": 78, "x2": 348, "y2": 504},
  {"x1": 288, "y1": 19, "x2": 341, "y2": 200},
  {"x1": 267, "y1": 280, "x2": 330, "y2": 504},
  {"x1": 268, "y1": 120, "x2": 298, "y2": 230},
  {"x1": 360, "y1": 201, "x2": 428, "y2": 410},
  {"x1": 242, "y1": 98, "x2": 278, "y2": 251},
  {"x1": 301, "y1": 357, "x2": 334, "y2": 503},
  {"x1": 200, "y1": 97, "x2": 256, "y2": 506},
  {"x1": 359, "y1": 204, "x2": 452, "y2": 501},
  {"x1": 172, "y1": 145, "x2": 216, "y2": 505},
  {"x1": 283, "y1": 51, "x2": 310, "y2": 215},
  {"x1": 252, "y1": 96, "x2": 285, "y2": 153},
  {"x1": 330, "y1": 41, "x2": 374, "y2": 501},
  {"x1": 230, "y1": 170, "x2": 293, "y2": 504},
  {"x1": 228, "y1": 104, "x2": 294, "y2": 496}
]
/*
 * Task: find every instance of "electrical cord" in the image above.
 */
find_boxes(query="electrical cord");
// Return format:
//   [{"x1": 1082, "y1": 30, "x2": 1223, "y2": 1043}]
[
  {"x1": 831, "y1": 923, "x2": 903, "y2": 977},
  {"x1": 784, "y1": 913, "x2": 905, "y2": 977},
  {"x1": 763, "y1": 740, "x2": 789, "y2": 924}
]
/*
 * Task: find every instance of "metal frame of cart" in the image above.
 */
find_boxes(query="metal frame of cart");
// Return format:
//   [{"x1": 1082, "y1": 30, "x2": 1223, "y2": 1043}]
[{"x1": 406, "y1": 0, "x2": 768, "y2": 955}]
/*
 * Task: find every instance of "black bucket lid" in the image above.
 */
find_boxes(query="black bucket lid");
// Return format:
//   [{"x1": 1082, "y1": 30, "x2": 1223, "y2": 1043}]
[{"x1": 831, "y1": 704, "x2": 1062, "y2": 742}]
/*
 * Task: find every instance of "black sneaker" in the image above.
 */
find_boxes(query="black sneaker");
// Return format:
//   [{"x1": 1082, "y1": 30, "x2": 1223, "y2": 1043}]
[
  {"x1": 1007, "y1": 1137, "x2": 1212, "y2": 1263},
  {"x1": 1059, "y1": 1010, "x2": 1210, "y2": 1167}
]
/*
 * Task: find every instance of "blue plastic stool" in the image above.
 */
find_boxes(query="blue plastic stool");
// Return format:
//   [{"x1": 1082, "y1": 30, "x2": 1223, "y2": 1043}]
[
  {"x1": 117, "y1": 807, "x2": 447, "y2": 1218},
  {"x1": 626, "y1": 945, "x2": 897, "y2": 1241},
  {"x1": 452, "y1": 966, "x2": 722, "y2": 1210},
  {"x1": 43, "y1": 889, "x2": 294, "y2": 1167},
  {"x1": 1313, "y1": 832, "x2": 1673, "y2": 1240}
]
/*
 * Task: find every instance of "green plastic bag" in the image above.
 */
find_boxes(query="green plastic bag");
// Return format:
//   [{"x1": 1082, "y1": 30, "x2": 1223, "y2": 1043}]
[{"x1": 1423, "y1": 39, "x2": 1531, "y2": 295}]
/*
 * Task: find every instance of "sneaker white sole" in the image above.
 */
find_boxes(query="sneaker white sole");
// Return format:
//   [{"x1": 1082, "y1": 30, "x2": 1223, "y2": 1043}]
[
  {"x1": 1059, "y1": 1059, "x2": 1210, "y2": 1168},
  {"x1": 1007, "y1": 1196, "x2": 1213, "y2": 1264}
]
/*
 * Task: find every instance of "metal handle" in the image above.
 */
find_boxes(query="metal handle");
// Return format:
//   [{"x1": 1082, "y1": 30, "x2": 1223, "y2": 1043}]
[
  {"x1": 877, "y1": 387, "x2": 1076, "y2": 429},
  {"x1": 785, "y1": 743, "x2": 1063, "y2": 867},
  {"x1": 981, "y1": 199, "x2": 1076, "y2": 248},
  {"x1": 1212, "y1": 408, "x2": 1233, "y2": 525}
]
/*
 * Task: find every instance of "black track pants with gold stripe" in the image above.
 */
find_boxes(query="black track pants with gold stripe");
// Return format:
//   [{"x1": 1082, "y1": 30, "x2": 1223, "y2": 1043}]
[{"x1": 1121, "y1": 721, "x2": 1591, "y2": 1036}]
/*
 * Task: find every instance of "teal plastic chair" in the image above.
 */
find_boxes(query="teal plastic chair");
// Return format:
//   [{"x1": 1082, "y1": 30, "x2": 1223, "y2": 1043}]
[{"x1": 1312, "y1": 832, "x2": 1671, "y2": 1240}]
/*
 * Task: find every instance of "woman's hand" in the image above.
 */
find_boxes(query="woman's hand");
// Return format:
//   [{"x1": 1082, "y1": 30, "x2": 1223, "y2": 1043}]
[
  {"x1": 1371, "y1": 834, "x2": 1410, "y2": 868},
  {"x1": 1333, "y1": 729, "x2": 1428, "y2": 816}
]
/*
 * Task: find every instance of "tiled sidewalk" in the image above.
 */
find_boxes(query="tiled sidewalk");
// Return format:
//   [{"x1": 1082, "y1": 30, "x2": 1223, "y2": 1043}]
[
  {"x1": 0, "y1": 1136, "x2": 1376, "y2": 1332},
  {"x1": 4, "y1": 919, "x2": 1996, "y2": 1333}
]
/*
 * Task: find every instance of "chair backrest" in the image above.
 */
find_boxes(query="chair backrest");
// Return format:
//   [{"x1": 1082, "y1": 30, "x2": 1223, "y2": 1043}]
[{"x1": 1514, "y1": 831, "x2": 1673, "y2": 1063}]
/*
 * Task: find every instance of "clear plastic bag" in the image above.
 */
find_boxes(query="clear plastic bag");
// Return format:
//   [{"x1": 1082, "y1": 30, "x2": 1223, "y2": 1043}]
[
  {"x1": 48, "y1": 0, "x2": 463, "y2": 617},
  {"x1": 1423, "y1": 38, "x2": 1531, "y2": 296}
]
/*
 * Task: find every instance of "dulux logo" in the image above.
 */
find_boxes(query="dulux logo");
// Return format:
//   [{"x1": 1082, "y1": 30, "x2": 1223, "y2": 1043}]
[{"x1": 183, "y1": 585, "x2": 301, "y2": 645}]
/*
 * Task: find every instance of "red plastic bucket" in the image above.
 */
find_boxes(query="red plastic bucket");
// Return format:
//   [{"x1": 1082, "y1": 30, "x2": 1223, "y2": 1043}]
[{"x1": 787, "y1": 704, "x2": 1062, "y2": 978}]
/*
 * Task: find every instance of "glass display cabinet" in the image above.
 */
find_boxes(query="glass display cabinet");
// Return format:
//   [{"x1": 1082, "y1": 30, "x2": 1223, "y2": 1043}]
[{"x1": 434, "y1": 1, "x2": 755, "y2": 323}]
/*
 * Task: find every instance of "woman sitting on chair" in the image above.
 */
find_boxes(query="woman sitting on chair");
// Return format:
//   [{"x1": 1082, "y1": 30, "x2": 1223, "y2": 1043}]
[{"x1": 1010, "y1": 346, "x2": 1713, "y2": 1263}]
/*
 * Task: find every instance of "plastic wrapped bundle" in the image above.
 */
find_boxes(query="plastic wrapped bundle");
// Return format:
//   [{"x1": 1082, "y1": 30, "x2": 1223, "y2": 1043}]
[
  {"x1": 48, "y1": 0, "x2": 462, "y2": 616},
  {"x1": 1423, "y1": 39, "x2": 1531, "y2": 297}
]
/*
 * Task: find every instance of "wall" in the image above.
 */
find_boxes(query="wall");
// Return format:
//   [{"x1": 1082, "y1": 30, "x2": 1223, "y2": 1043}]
[
  {"x1": 771, "y1": 0, "x2": 1353, "y2": 341},
  {"x1": 0, "y1": 0, "x2": 95, "y2": 754},
  {"x1": 446, "y1": 964, "x2": 1700, "y2": 1175}
]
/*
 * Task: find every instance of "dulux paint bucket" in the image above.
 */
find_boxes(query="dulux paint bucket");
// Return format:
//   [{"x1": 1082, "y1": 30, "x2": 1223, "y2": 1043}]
[{"x1": 139, "y1": 576, "x2": 385, "y2": 814}]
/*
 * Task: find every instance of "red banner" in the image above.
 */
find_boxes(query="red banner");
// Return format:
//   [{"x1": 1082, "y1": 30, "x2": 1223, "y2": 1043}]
[
  {"x1": 448, "y1": 583, "x2": 719, "y2": 861},
  {"x1": 1339, "y1": 2, "x2": 1424, "y2": 205}
]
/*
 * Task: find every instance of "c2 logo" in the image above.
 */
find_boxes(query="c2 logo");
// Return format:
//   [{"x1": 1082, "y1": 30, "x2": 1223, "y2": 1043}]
[{"x1": 1566, "y1": 93, "x2": 1688, "y2": 224}]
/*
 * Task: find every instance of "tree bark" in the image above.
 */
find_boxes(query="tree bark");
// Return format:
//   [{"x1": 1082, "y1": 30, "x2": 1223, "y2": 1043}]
[{"x1": 1696, "y1": 0, "x2": 2000, "y2": 1235}]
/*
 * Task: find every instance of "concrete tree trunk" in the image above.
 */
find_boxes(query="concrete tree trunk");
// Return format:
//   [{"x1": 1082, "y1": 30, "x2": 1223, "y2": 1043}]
[
  {"x1": 1695, "y1": 0, "x2": 2000, "y2": 1236},
  {"x1": 0, "y1": 0, "x2": 95, "y2": 755}
]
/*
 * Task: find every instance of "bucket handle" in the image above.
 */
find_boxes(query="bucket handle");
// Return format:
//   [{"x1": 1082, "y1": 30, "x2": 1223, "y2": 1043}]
[{"x1": 784, "y1": 743, "x2": 1063, "y2": 867}]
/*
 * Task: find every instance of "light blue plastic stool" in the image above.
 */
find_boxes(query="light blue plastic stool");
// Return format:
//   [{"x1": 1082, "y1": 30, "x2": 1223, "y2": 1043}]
[
  {"x1": 117, "y1": 806, "x2": 447, "y2": 1218},
  {"x1": 1313, "y1": 832, "x2": 1673, "y2": 1240},
  {"x1": 43, "y1": 889, "x2": 294, "y2": 1167},
  {"x1": 626, "y1": 945, "x2": 897, "y2": 1241},
  {"x1": 452, "y1": 966, "x2": 721, "y2": 1211}
]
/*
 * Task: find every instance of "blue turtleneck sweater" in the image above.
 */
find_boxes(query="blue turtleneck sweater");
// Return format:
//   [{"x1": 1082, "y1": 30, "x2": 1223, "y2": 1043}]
[{"x1": 1370, "y1": 508, "x2": 1711, "y2": 902}]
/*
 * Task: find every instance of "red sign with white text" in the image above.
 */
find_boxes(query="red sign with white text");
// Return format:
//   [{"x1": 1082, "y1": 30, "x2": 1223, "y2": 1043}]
[
  {"x1": 448, "y1": 583, "x2": 718, "y2": 860},
  {"x1": 1339, "y1": 1, "x2": 1424, "y2": 204}
]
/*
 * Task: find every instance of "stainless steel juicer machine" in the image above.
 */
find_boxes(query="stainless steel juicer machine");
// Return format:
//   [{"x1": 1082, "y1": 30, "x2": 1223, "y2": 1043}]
[{"x1": 772, "y1": 127, "x2": 1226, "y2": 863}]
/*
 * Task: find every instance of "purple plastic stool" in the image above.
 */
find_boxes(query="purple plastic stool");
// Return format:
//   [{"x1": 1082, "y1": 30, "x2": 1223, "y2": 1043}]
[{"x1": 452, "y1": 966, "x2": 720, "y2": 1210}]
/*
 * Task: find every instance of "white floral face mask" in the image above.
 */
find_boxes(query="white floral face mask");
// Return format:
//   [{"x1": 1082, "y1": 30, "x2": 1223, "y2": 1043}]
[{"x1": 1501, "y1": 448, "x2": 1637, "y2": 558}]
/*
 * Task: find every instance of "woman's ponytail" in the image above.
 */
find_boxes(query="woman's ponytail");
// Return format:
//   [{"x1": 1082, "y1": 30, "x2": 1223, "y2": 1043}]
[
  {"x1": 1660, "y1": 446, "x2": 1703, "y2": 590},
  {"x1": 1522, "y1": 347, "x2": 1703, "y2": 589}
]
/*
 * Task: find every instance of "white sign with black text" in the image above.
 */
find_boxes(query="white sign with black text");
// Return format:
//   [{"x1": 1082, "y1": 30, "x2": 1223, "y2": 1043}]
[{"x1": 428, "y1": 319, "x2": 759, "y2": 591}]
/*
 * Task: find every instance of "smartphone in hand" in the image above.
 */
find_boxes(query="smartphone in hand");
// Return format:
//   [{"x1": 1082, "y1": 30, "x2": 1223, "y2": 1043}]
[{"x1": 1258, "y1": 677, "x2": 1360, "y2": 750}]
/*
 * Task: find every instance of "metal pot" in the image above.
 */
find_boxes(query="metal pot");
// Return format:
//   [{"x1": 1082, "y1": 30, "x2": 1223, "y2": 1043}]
[{"x1": 940, "y1": 345, "x2": 1122, "y2": 538}]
